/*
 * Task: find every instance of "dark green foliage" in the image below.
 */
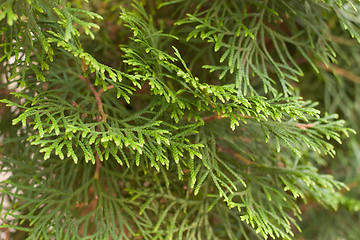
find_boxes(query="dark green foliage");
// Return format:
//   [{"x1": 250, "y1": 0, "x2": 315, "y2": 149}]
[{"x1": 0, "y1": 0, "x2": 359, "y2": 239}]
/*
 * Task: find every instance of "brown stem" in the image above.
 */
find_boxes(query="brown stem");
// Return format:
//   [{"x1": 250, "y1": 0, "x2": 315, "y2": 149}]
[
  {"x1": 202, "y1": 115, "x2": 224, "y2": 122},
  {"x1": 93, "y1": 124, "x2": 102, "y2": 180},
  {"x1": 0, "y1": 89, "x2": 10, "y2": 94},
  {"x1": 93, "y1": 153, "x2": 102, "y2": 180},
  {"x1": 80, "y1": 61, "x2": 106, "y2": 179},
  {"x1": 217, "y1": 144, "x2": 253, "y2": 165},
  {"x1": 94, "y1": 151, "x2": 102, "y2": 180},
  {"x1": 79, "y1": 75, "x2": 108, "y2": 122},
  {"x1": 4, "y1": 227, "x2": 9, "y2": 240},
  {"x1": 0, "y1": 219, "x2": 10, "y2": 240},
  {"x1": 296, "y1": 123, "x2": 314, "y2": 130},
  {"x1": 330, "y1": 36, "x2": 358, "y2": 45},
  {"x1": 98, "y1": 85, "x2": 114, "y2": 96},
  {"x1": 318, "y1": 63, "x2": 360, "y2": 84}
]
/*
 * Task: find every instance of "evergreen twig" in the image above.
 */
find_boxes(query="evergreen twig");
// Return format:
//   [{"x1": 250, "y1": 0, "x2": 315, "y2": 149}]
[{"x1": 0, "y1": 0, "x2": 359, "y2": 239}]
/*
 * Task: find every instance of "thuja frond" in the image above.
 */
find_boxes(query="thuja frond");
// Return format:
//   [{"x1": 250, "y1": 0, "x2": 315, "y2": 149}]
[
  {"x1": 0, "y1": 137, "x2": 256, "y2": 239},
  {"x1": 174, "y1": 0, "x2": 346, "y2": 96},
  {"x1": 0, "y1": 0, "x2": 104, "y2": 83},
  {"x1": 2, "y1": 77, "x2": 203, "y2": 173},
  {"x1": 1, "y1": 0, "x2": 359, "y2": 239},
  {"x1": 332, "y1": 1, "x2": 360, "y2": 42}
]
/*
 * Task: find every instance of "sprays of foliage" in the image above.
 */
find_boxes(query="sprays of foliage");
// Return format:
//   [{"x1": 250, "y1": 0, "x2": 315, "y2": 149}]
[{"x1": 0, "y1": 0, "x2": 359, "y2": 239}]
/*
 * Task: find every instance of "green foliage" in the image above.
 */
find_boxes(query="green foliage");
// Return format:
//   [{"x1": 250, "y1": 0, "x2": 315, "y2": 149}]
[{"x1": 0, "y1": 0, "x2": 359, "y2": 239}]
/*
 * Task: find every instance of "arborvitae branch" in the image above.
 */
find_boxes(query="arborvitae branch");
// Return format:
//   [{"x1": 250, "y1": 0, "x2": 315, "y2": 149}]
[
  {"x1": 0, "y1": 0, "x2": 359, "y2": 239},
  {"x1": 80, "y1": 61, "x2": 108, "y2": 122}
]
